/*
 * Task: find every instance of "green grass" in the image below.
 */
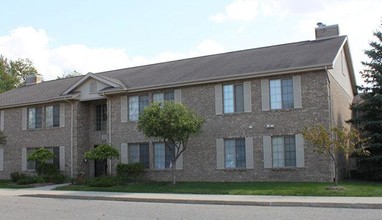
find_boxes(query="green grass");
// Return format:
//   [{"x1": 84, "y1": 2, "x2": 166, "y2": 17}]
[
  {"x1": 56, "y1": 181, "x2": 382, "y2": 197},
  {"x1": 0, "y1": 180, "x2": 32, "y2": 189}
]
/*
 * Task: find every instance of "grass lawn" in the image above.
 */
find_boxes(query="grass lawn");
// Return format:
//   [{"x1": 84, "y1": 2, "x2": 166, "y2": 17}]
[
  {"x1": 56, "y1": 181, "x2": 382, "y2": 197},
  {"x1": 0, "y1": 180, "x2": 32, "y2": 189}
]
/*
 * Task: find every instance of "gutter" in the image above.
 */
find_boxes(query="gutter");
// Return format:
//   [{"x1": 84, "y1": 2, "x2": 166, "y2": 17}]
[{"x1": 102, "y1": 64, "x2": 331, "y2": 95}]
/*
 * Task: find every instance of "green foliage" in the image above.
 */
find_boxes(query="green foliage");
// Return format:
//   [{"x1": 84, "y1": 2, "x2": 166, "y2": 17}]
[
  {"x1": 0, "y1": 55, "x2": 39, "y2": 93},
  {"x1": 349, "y1": 22, "x2": 382, "y2": 178},
  {"x1": 138, "y1": 101, "x2": 205, "y2": 184},
  {"x1": 27, "y1": 147, "x2": 55, "y2": 164},
  {"x1": 84, "y1": 144, "x2": 119, "y2": 161},
  {"x1": 16, "y1": 176, "x2": 45, "y2": 185},
  {"x1": 87, "y1": 176, "x2": 117, "y2": 187},
  {"x1": 0, "y1": 131, "x2": 6, "y2": 145},
  {"x1": 116, "y1": 163, "x2": 146, "y2": 183},
  {"x1": 47, "y1": 173, "x2": 67, "y2": 184},
  {"x1": 302, "y1": 125, "x2": 369, "y2": 185},
  {"x1": 36, "y1": 163, "x2": 58, "y2": 177},
  {"x1": 10, "y1": 172, "x2": 27, "y2": 182},
  {"x1": 56, "y1": 70, "x2": 83, "y2": 79}
]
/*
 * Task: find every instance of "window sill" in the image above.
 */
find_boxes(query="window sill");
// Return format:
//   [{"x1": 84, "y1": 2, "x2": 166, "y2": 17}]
[
  {"x1": 26, "y1": 128, "x2": 42, "y2": 132},
  {"x1": 223, "y1": 168, "x2": 247, "y2": 172},
  {"x1": 269, "y1": 167, "x2": 304, "y2": 171}
]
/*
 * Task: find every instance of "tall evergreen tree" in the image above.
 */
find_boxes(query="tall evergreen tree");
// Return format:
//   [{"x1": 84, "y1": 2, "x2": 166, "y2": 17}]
[{"x1": 350, "y1": 22, "x2": 382, "y2": 178}]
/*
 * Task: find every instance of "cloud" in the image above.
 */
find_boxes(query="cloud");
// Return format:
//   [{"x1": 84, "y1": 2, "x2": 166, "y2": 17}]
[
  {"x1": 209, "y1": 0, "x2": 284, "y2": 23},
  {"x1": 0, "y1": 27, "x2": 226, "y2": 81}
]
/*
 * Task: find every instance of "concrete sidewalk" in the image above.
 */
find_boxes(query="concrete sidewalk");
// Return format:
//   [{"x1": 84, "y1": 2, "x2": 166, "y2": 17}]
[{"x1": 1, "y1": 184, "x2": 382, "y2": 209}]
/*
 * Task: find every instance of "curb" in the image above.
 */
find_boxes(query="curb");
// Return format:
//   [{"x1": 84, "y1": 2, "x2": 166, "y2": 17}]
[{"x1": 22, "y1": 194, "x2": 382, "y2": 209}]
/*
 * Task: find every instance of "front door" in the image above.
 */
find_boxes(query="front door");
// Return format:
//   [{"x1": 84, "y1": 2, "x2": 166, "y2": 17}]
[{"x1": 94, "y1": 145, "x2": 107, "y2": 177}]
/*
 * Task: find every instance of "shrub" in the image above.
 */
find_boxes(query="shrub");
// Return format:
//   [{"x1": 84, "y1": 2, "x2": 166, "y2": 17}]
[
  {"x1": 37, "y1": 163, "x2": 59, "y2": 177},
  {"x1": 87, "y1": 176, "x2": 116, "y2": 187},
  {"x1": 44, "y1": 173, "x2": 67, "y2": 184},
  {"x1": 116, "y1": 163, "x2": 146, "y2": 183},
  {"x1": 16, "y1": 176, "x2": 45, "y2": 185},
  {"x1": 10, "y1": 172, "x2": 27, "y2": 182}
]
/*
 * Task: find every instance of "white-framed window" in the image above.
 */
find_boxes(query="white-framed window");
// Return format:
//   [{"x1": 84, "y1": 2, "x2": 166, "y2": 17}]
[
  {"x1": 46, "y1": 105, "x2": 60, "y2": 128},
  {"x1": 95, "y1": 104, "x2": 107, "y2": 131},
  {"x1": 28, "y1": 107, "x2": 42, "y2": 129},
  {"x1": 224, "y1": 138, "x2": 246, "y2": 168},
  {"x1": 223, "y1": 84, "x2": 244, "y2": 113},
  {"x1": 269, "y1": 78, "x2": 294, "y2": 110},
  {"x1": 153, "y1": 91, "x2": 174, "y2": 103},
  {"x1": 128, "y1": 143, "x2": 149, "y2": 168},
  {"x1": 154, "y1": 143, "x2": 174, "y2": 169},
  {"x1": 129, "y1": 95, "x2": 149, "y2": 121},
  {"x1": 272, "y1": 136, "x2": 296, "y2": 168}
]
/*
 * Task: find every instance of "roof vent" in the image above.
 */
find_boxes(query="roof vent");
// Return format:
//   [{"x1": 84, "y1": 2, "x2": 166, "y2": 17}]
[
  {"x1": 315, "y1": 23, "x2": 339, "y2": 39},
  {"x1": 25, "y1": 75, "x2": 43, "y2": 86}
]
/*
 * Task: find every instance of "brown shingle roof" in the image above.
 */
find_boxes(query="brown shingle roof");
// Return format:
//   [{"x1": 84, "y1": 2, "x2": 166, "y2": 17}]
[{"x1": 0, "y1": 35, "x2": 348, "y2": 108}]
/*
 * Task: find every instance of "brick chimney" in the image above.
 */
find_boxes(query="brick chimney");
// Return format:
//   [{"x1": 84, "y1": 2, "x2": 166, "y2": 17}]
[
  {"x1": 315, "y1": 23, "x2": 340, "y2": 39},
  {"x1": 25, "y1": 75, "x2": 43, "y2": 86}
]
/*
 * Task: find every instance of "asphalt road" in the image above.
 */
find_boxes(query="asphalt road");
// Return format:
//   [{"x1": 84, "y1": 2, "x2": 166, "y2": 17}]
[{"x1": 1, "y1": 196, "x2": 382, "y2": 220}]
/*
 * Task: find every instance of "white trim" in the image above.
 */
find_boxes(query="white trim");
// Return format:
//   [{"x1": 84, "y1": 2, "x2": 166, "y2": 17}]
[
  {"x1": 59, "y1": 103, "x2": 65, "y2": 127},
  {"x1": 263, "y1": 136, "x2": 272, "y2": 168},
  {"x1": 59, "y1": 146, "x2": 65, "y2": 171},
  {"x1": 21, "y1": 108, "x2": 27, "y2": 130},
  {"x1": 214, "y1": 84, "x2": 223, "y2": 115},
  {"x1": 245, "y1": 137, "x2": 254, "y2": 169},
  {"x1": 295, "y1": 134, "x2": 305, "y2": 168},
  {"x1": 120, "y1": 143, "x2": 128, "y2": 164},
  {"x1": 293, "y1": 76, "x2": 302, "y2": 109},
  {"x1": 243, "y1": 82, "x2": 252, "y2": 112},
  {"x1": 0, "y1": 110, "x2": 4, "y2": 131},
  {"x1": 261, "y1": 79, "x2": 270, "y2": 111},
  {"x1": 174, "y1": 89, "x2": 182, "y2": 103},
  {"x1": 21, "y1": 148, "x2": 27, "y2": 171},
  {"x1": 0, "y1": 148, "x2": 3, "y2": 171},
  {"x1": 62, "y1": 72, "x2": 124, "y2": 95},
  {"x1": 120, "y1": 96, "x2": 128, "y2": 123},
  {"x1": 216, "y1": 139, "x2": 224, "y2": 169}
]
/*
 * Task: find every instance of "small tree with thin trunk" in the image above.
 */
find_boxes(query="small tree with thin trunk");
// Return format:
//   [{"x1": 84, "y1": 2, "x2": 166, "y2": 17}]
[
  {"x1": 138, "y1": 101, "x2": 205, "y2": 184},
  {"x1": 27, "y1": 147, "x2": 55, "y2": 176},
  {"x1": 302, "y1": 125, "x2": 369, "y2": 186},
  {"x1": 84, "y1": 144, "x2": 119, "y2": 176}
]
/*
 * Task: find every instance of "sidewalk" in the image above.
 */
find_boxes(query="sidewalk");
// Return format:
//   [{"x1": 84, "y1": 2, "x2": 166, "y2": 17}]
[{"x1": 1, "y1": 184, "x2": 382, "y2": 209}]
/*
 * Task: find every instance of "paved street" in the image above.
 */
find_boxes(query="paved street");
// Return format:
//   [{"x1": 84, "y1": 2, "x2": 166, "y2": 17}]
[{"x1": 1, "y1": 195, "x2": 382, "y2": 220}]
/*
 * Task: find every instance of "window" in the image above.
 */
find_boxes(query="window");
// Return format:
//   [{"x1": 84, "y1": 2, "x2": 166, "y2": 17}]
[
  {"x1": 224, "y1": 138, "x2": 245, "y2": 168},
  {"x1": 28, "y1": 107, "x2": 42, "y2": 129},
  {"x1": 223, "y1": 84, "x2": 244, "y2": 113},
  {"x1": 129, "y1": 95, "x2": 149, "y2": 121},
  {"x1": 46, "y1": 105, "x2": 60, "y2": 128},
  {"x1": 269, "y1": 78, "x2": 293, "y2": 109},
  {"x1": 27, "y1": 147, "x2": 59, "y2": 171},
  {"x1": 128, "y1": 143, "x2": 149, "y2": 168},
  {"x1": 95, "y1": 104, "x2": 107, "y2": 131},
  {"x1": 154, "y1": 143, "x2": 175, "y2": 169},
  {"x1": 153, "y1": 91, "x2": 174, "y2": 103},
  {"x1": 272, "y1": 136, "x2": 296, "y2": 168}
]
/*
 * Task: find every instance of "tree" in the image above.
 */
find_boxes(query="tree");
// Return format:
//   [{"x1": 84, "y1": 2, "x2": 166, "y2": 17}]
[
  {"x1": 27, "y1": 147, "x2": 55, "y2": 176},
  {"x1": 138, "y1": 101, "x2": 205, "y2": 184},
  {"x1": 302, "y1": 125, "x2": 369, "y2": 186},
  {"x1": 84, "y1": 144, "x2": 120, "y2": 176},
  {"x1": 349, "y1": 22, "x2": 382, "y2": 178},
  {"x1": 0, "y1": 55, "x2": 39, "y2": 93},
  {"x1": 56, "y1": 70, "x2": 83, "y2": 79}
]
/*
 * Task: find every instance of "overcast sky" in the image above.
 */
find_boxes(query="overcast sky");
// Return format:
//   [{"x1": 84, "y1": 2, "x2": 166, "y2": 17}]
[{"x1": 0, "y1": 0, "x2": 381, "y2": 85}]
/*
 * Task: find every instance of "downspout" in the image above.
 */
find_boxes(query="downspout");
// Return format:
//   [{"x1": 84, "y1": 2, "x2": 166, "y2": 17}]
[
  {"x1": 325, "y1": 65, "x2": 335, "y2": 183},
  {"x1": 64, "y1": 98, "x2": 74, "y2": 178}
]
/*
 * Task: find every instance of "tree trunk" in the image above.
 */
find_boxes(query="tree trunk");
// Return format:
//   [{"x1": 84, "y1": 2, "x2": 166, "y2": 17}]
[
  {"x1": 334, "y1": 163, "x2": 338, "y2": 186},
  {"x1": 171, "y1": 159, "x2": 176, "y2": 185}
]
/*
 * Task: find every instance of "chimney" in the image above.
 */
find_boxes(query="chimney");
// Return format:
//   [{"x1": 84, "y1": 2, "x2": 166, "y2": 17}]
[
  {"x1": 315, "y1": 23, "x2": 340, "y2": 39},
  {"x1": 25, "y1": 75, "x2": 43, "y2": 86}
]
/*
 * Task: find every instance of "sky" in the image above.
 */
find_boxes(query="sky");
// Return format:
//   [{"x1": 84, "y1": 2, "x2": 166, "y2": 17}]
[{"x1": 0, "y1": 0, "x2": 381, "y2": 85}]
